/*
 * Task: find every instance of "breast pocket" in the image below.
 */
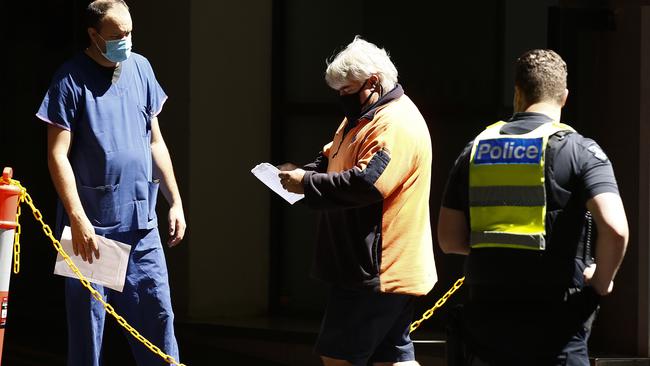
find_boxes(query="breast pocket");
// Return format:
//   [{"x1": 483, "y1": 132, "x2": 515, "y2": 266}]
[{"x1": 78, "y1": 184, "x2": 121, "y2": 228}]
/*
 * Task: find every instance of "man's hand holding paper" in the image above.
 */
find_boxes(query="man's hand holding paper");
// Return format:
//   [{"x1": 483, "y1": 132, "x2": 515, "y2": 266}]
[
  {"x1": 251, "y1": 162, "x2": 305, "y2": 204},
  {"x1": 54, "y1": 226, "x2": 131, "y2": 292}
]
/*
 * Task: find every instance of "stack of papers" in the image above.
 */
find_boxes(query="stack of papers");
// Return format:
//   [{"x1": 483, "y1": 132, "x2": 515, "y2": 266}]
[
  {"x1": 251, "y1": 163, "x2": 304, "y2": 205},
  {"x1": 54, "y1": 226, "x2": 131, "y2": 292}
]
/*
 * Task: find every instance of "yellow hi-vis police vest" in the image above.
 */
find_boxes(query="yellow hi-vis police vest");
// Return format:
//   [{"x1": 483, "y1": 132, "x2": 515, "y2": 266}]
[{"x1": 469, "y1": 121, "x2": 575, "y2": 250}]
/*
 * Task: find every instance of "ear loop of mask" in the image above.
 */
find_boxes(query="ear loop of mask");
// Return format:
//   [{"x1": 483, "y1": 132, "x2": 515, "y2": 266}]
[
  {"x1": 92, "y1": 31, "x2": 104, "y2": 54},
  {"x1": 362, "y1": 80, "x2": 383, "y2": 110},
  {"x1": 360, "y1": 82, "x2": 375, "y2": 107}
]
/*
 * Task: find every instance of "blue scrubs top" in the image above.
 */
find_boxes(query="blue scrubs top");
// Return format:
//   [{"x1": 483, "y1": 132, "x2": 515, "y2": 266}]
[{"x1": 37, "y1": 52, "x2": 167, "y2": 235}]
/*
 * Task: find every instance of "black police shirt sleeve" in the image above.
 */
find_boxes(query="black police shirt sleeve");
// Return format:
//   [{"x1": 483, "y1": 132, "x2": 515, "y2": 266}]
[
  {"x1": 578, "y1": 137, "x2": 619, "y2": 198},
  {"x1": 441, "y1": 141, "x2": 473, "y2": 213}
]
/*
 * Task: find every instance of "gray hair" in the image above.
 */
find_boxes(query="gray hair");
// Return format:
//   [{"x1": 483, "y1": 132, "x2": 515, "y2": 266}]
[{"x1": 325, "y1": 36, "x2": 398, "y2": 93}]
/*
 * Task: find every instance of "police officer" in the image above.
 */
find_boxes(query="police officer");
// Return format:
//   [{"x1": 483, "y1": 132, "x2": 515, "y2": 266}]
[{"x1": 438, "y1": 49, "x2": 628, "y2": 365}]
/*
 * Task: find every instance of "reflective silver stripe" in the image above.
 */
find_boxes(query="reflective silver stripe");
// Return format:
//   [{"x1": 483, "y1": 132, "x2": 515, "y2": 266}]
[
  {"x1": 469, "y1": 186, "x2": 545, "y2": 207},
  {"x1": 470, "y1": 231, "x2": 546, "y2": 250}
]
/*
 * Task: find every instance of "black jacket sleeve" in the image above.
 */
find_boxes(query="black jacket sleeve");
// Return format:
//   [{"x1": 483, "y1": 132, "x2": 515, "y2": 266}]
[
  {"x1": 302, "y1": 152, "x2": 329, "y2": 173},
  {"x1": 301, "y1": 150, "x2": 389, "y2": 210}
]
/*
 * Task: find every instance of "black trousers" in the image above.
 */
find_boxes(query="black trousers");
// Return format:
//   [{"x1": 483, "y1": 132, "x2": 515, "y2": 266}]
[{"x1": 446, "y1": 287, "x2": 600, "y2": 366}]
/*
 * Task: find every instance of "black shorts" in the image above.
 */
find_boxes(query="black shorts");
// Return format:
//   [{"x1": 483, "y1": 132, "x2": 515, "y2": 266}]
[{"x1": 315, "y1": 286, "x2": 416, "y2": 365}]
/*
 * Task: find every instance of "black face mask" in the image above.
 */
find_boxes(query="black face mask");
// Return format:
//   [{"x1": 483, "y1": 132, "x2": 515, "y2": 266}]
[{"x1": 339, "y1": 79, "x2": 377, "y2": 122}]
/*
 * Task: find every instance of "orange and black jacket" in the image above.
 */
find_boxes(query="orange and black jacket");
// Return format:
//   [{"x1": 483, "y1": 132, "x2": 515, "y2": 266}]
[{"x1": 302, "y1": 85, "x2": 437, "y2": 296}]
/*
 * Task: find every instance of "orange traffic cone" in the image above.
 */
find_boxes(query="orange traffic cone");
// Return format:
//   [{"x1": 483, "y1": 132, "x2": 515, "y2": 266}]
[{"x1": 0, "y1": 168, "x2": 21, "y2": 364}]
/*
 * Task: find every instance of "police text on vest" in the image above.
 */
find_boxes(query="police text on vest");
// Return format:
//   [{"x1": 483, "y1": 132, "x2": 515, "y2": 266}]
[{"x1": 473, "y1": 137, "x2": 543, "y2": 165}]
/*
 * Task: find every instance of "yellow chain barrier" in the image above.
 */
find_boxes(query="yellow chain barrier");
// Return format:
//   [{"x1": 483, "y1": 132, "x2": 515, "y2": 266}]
[
  {"x1": 409, "y1": 276, "x2": 465, "y2": 333},
  {"x1": 13, "y1": 200, "x2": 21, "y2": 274},
  {"x1": 8, "y1": 179, "x2": 185, "y2": 366}
]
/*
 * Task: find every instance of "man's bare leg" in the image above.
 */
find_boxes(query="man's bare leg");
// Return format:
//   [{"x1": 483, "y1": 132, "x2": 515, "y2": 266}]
[{"x1": 321, "y1": 356, "x2": 354, "y2": 366}]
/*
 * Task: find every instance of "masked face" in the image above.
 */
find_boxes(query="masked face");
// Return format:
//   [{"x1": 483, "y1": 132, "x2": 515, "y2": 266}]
[
  {"x1": 95, "y1": 33, "x2": 132, "y2": 63},
  {"x1": 338, "y1": 79, "x2": 378, "y2": 122}
]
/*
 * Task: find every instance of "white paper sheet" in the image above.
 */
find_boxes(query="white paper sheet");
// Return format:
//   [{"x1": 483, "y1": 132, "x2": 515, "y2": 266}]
[
  {"x1": 251, "y1": 163, "x2": 305, "y2": 205},
  {"x1": 54, "y1": 226, "x2": 131, "y2": 292}
]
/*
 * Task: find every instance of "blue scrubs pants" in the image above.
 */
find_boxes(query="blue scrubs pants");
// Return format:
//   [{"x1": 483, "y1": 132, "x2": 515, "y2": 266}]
[{"x1": 65, "y1": 228, "x2": 179, "y2": 366}]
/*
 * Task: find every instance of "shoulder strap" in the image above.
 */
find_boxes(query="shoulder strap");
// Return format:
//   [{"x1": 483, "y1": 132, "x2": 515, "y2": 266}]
[
  {"x1": 526, "y1": 121, "x2": 575, "y2": 138},
  {"x1": 475, "y1": 121, "x2": 507, "y2": 140}
]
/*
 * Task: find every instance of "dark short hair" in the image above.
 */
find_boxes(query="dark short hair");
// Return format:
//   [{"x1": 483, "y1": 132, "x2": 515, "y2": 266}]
[
  {"x1": 85, "y1": 0, "x2": 129, "y2": 31},
  {"x1": 515, "y1": 49, "x2": 567, "y2": 104}
]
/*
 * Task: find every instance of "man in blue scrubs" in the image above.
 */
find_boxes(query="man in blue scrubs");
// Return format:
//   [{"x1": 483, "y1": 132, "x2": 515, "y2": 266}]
[{"x1": 36, "y1": 1, "x2": 185, "y2": 365}]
